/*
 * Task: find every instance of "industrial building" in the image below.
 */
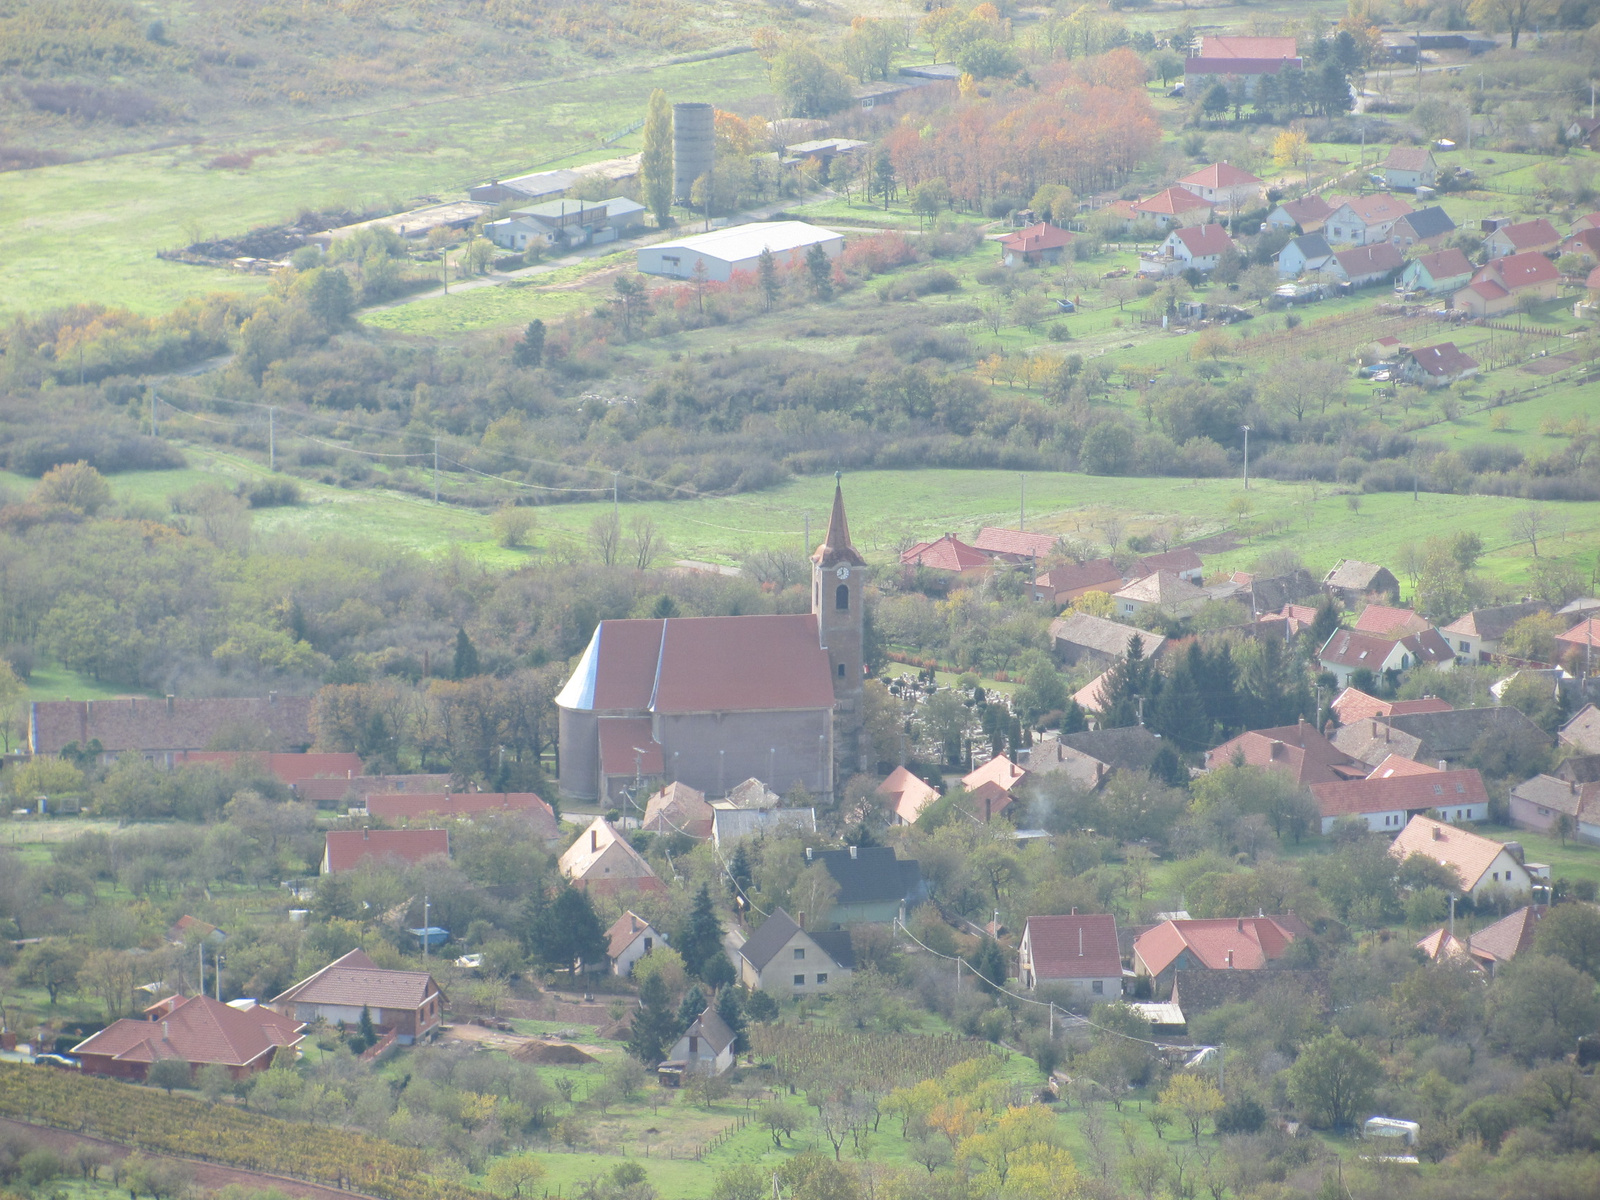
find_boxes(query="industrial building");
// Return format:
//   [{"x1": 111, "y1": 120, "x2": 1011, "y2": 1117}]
[{"x1": 635, "y1": 221, "x2": 844, "y2": 282}]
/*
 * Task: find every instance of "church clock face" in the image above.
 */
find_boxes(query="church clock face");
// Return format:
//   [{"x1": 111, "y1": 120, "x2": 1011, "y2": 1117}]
[{"x1": 835, "y1": 566, "x2": 850, "y2": 580}]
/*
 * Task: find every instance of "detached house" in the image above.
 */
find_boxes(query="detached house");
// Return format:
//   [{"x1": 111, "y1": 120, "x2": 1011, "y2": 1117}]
[
  {"x1": 1132, "y1": 915, "x2": 1308, "y2": 997},
  {"x1": 559, "y1": 816, "x2": 665, "y2": 894},
  {"x1": 1133, "y1": 186, "x2": 1216, "y2": 229},
  {"x1": 1399, "y1": 343, "x2": 1480, "y2": 388},
  {"x1": 270, "y1": 949, "x2": 444, "y2": 1043},
  {"x1": 1389, "y1": 816, "x2": 1533, "y2": 898},
  {"x1": 1323, "y1": 560, "x2": 1400, "y2": 606},
  {"x1": 1510, "y1": 775, "x2": 1600, "y2": 843},
  {"x1": 1389, "y1": 206, "x2": 1456, "y2": 249},
  {"x1": 879, "y1": 766, "x2": 941, "y2": 825},
  {"x1": 642, "y1": 781, "x2": 715, "y2": 839},
  {"x1": 1377, "y1": 147, "x2": 1438, "y2": 190},
  {"x1": 1050, "y1": 613, "x2": 1166, "y2": 668},
  {"x1": 1318, "y1": 627, "x2": 1454, "y2": 686},
  {"x1": 900, "y1": 533, "x2": 990, "y2": 578},
  {"x1": 1310, "y1": 768, "x2": 1490, "y2": 834},
  {"x1": 1175, "y1": 163, "x2": 1263, "y2": 209},
  {"x1": 735, "y1": 908, "x2": 853, "y2": 995},
  {"x1": 1146, "y1": 224, "x2": 1235, "y2": 276},
  {"x1": 1560, "y1": 227, "x2": 1600, "y2": 269},
  {"x1": 1454, "y1": 251, "x2": 1561, "y2": 316},
  {"x1": 606, "y1": 911, "x2": 667, "y2": 976},
  {"x1": 1019, "y1": 912, "x2": 1122, "y2": 1000},
  {"x1": 1331, "y1": 242, "x2": 1404, "y2": 288},
  {"x1": 999, "y1": 223, "x2": 1076, "y2": 266},
  {"x1": 1184, "y1": 37, "x2": 1301, "y2": 99},
  {"x1": 1484, "y1": 218, "x2": 1562, "y2": 259},
  {"x1": 1398, "y1": 248, "x2": 1474, "y2": 296},
  {"x1": 1324, "y1": 195, "x2": 1414, "y2": 246},
  {"x1": 1277, "y1": 233, "x2": 1336, "y2": 278},
  {"x1": 1439, "y1": 600, "x2": 1550, "y2": 663},
  {"x1": 662, "y1": 1008, "x2": 737, "y2": 1080},
  {"x1": 1034, "y1": 558, "x2": 1124, "y2": 606},
  {"x1": 1204, "y1": 720, "x2": 1367, "y2": 786},
  {"x1": 806, "y1": 844, "x2": 924, "y2": 924},
  {"x1": 1266, "y1": 195, "x2": 1335, "y2": 234},
  {"x1": 1114, "y1": 569, "x2": 1207, "y2": 618},
  {"x1": 74, "y1": 995, "x2": 305, "y2": 1082},
  {"x1": 1130, "y1": 547, "x2": 1204, "y2": 583},
  {"x1": 1330, "y1": 687, "x2": 1453, "y2": 726}
]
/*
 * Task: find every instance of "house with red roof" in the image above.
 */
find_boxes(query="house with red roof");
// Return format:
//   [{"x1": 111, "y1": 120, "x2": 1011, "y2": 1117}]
[
  {"x1": 1318, "y1": 626, "x2": 1455, "y2": 686},
  {"x1": 270, "y1": 948, "x2": 444, "y2": 1043},
  {"x1": 1352, "y1": 604, "x2": 1431, "y2": 637},
  {"x1": 1132, "y1": 186, "x2": 1215, "y2": 229},
  {"x1": 1484, "y1": 218, "x2": 1562, "y2": 259},
  {"x1": 1019, "y1": 912, "x2": 1122, "y2": 999},
  {"x1": 642, "y1": 781, "x2": 714, "y2": 839},
  {"x1": 560, "y1": 816, "x2": 665, "y2": 894},
  {"x1": 1366, "y1": 752, "x2": 1441, "y2": 780},
  {"x1": 1454, "y1": 250, "x2": 1560, "y2": 317},
  {"x1": 1324, "y1": 195, "x2": 1415, "y2": 246},
  {"x1": 1204, "y1": 720, "x2": 1369, "y2": 786},
  {"x1": 878, "y1": 766, "x2": 941, "y2": 825},
  {"x1": 73, "y1": 994, "x2": 305, "y2": 1081},
  {"x1": 365, "y1": 792, "x2": 560, "y2": 841},
  {"x1": 1176, "y1": 163, "x2": 1264, "y2": 209},
  {"x1": 1034, "y1": 559, "x2": 1125, "y2": 606},
  {"x1": 322, "y1": 828, "x2": 449, "y2": 873},
  {"x1": 1310, "y1": 767, "x2": 1489, "y2": 834},
  {"x1": 175, "y1": 751, "x2": 363, "y2": 786},
  {"x1": 607, "y1": 911, "x2": 668, "y2": 976},
  {"x1": 961, "y1": 755, "x2": 1028, "y2": 824},
  {"x1": 1329, "y1": 687, "x2": 1452, "y2": 726},
  {"x1": 1561, "y1": 227, "x2": 1600, "y2": 269},
  {"x1": 1400, "y1": 342, "x2": 1480, "y2": 387},
  {"x1": 1330, "y1": 241, "x2": 1403, "y2": 288},
  {"x1": 1556, "y1": 617, "x2": 1600, "y2": 666},
  {"x1": 973, "y1": 527, "x2": 1061, "y2": 564},
  {"x1": 1389, "y1": 816, "x2": 1532, "y2": 899},
  {"x1": 1113, "y1": 569, "x2": 1206, "y2": 618},
  {"x1": 1128, "y1": 547, "x2": 1204, "y2": 584},
  {"x1": 998, "y1": 223, "x2": 1076, "y2": 266},
  {"x1": 1132, "y1": 915, "x2": 1307, "y2": 997},
  {"x1": 1376, "y1": 146, "x2": 1437, "y2": 190},
  {"x1": 1438, "y1": 600, "x2": 1551, "y2": 663},
  {"x1": 900, "y1": 533, "x2": 990, "y2": 578},
  {"x1": 1144, "y1": 224, "x2": 1235, "y2": 277},
  {"x1": 1266, "y1": 195, "x2": 1335, "y2": 234},
  {"x1": 1575, "y1": 211, "x2": 1600, "y2": 233}
]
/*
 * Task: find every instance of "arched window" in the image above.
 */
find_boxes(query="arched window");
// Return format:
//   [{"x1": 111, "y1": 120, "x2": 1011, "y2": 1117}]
[{"x1": 835, "y1": 584, "x2": 849, "y2": 611}]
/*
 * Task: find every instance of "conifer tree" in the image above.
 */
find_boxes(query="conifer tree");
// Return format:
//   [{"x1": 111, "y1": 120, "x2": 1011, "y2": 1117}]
[
  {"x1": 676, "y1": 884, "x2": 723, "y2": 978},
  {"x1": 628, "y1": 973, "x2": 677, "y2": 1065},
  {"x1": 640, "y1": 89, "x2": 673, "y2": 229}
]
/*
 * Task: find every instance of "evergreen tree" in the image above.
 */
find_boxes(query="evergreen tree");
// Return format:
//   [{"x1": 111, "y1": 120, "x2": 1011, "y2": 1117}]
[
  {"x1": 716, "y1": 987, "x2": 748, "y2": 1054},
  {"x1": 726, "y1": 844, "x2": 753, "y2": 903},
  {"x1": 1149, "y1": 742, "x2": 1189, "y2": 789},
  {"x1": 527, "y1": 885, "x2": 608, "y2": 975},
  {"x1": 513, "y1": 319, "x2": 544, "y2": 368},
  {"x1": 1151, "y1": 650, "x2": 1207, "y2": 752},
  {"x1": 628, "y1": 973, "x2": 677, "y2": 1065},
  {"x1": 701, "y1": 949, "x2": 736, "y2": 991},
  {"x1": 1059, "y1": 698, "x2": 1088, "y2": 734},
  {"x1": 805, "y1": 243, "x2": 833, "y2": 300},
  {"x1": 357, "y1": 1004, "x2": 376, "y2": 1050},
  {"x1": 676, "y1": 884, "x2": 724, "y2": 978},
  {"x1": 968, "y1": 936, "x2": 1008, "y2": 995},
  {"x1": 1099, "y1": 634, "x2": 1154, "y2": 728},
  {"x1": 757, "y1": 248, "x2": 778, "y2": 312},
  {"x1": 1201, "y1": 642, "x2": 1240, "y2": 737},
  {"x1": 677, "y1": 984, "x2": 707, "y2": 1033},
  {"x1": 1310, "y1": 595, "x2": 1341, "y2": 649},
  {"x1": 453, "y1": 627, "x2": 480, "y2": 679},
  {"x1": 640, "y1": 89, "x2": 674, "y2": 228}
]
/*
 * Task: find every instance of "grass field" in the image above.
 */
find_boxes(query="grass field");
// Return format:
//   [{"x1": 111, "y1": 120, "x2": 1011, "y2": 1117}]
[{"x1": 0, "y1": 54, "x2": 765, "y2": 316}]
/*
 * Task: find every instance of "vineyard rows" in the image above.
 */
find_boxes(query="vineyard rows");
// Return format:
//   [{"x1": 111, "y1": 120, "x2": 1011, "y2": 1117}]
[{"x1": 0, "y1": 1064, "x2": 484, "y2": 1200}]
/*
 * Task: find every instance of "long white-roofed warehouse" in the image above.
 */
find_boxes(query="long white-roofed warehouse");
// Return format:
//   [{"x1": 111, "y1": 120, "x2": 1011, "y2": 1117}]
[{"x1": 636, "y1": 221, "x2": 844, "y2": 282}]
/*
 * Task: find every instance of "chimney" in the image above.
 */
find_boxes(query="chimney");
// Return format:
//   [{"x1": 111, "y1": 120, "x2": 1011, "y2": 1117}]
[
  {"x1": 363, "y1": 827, "x2": 369, "y2": 839},
  {"x1": 162, "y1": 1021, "x2": 169, "y2": 1039},
  {"x1": 1070, "y1": 907, "x2": 1078, "y2": 915},
  {"x1": 1432, "y1": 825, "x2": 1443, "y2": 840},
  {"x1": 1078, "y1": 927, "x2": 1084, "y2": 956},
  {"x1": 1371, "y1": 720, "x2": 1378, "y2": 736},
  {"x1": 166, "y1": 695, "x2": 175, "y2": 715},
  {"x1": 1297, "y1": 718, "x2": 1307, "y2": 744},
  {"x1": 1385, "y1": 726, "x2": 1390, "y2": 743},
  {"x1": 590, "y1": 829, "x2": 598, "y2": 852},
  {"x1": 805, "y1": 846, "x2": 813, "y2": 862},
  {"x1": 1236, "y1": 918, "x2": 1244, "y2": 932},
  {"x1": 269, "y1": 691, "x2": 277, "y2": 706},
  {"x1": 1225, "y1": 951, "x2": 1234, "y2": 968},
  {"x1": 797, "y1": 912, "x2": 806, "y2": 929},
  {"x1": 1438, "y1": 760, "x2": 1447, "y2": 771},
  {"x1": 1572, "y1": 780, "x2": 1579, "y2": 795},
  {"x1": 849, "y1": 845, "x2": 857, "y2": 860}
]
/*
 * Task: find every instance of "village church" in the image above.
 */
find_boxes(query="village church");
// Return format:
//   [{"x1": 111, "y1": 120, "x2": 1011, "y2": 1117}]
[{"x1": 555, "y1": 480, "x2": 868, "y2": 805}]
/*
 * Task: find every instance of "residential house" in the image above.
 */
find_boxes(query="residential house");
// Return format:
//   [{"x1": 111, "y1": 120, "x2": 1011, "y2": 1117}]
[
  {"x1": 1363, "y1": 335, "x2": 1409, "y2": 364},
  {"x1": 1236, "y1": 568, "x2": 1321, "y2": 616},
  {"x1": 879, "y1": 766, "x2": 940, "y2": 825},
  {"x1": 1585, "y1": 264, "x2": 1600, "y2": 306},
  {"x1": 1330, "y1": 687, "x2": 1452, "y2": 726},
  {"x1": 167, "y1": 915, "x2": 225, "y2": 946},
  {"x1": 1415, "y1": 926, "x2": 1473, "y2": 965},
  {"x1": 1132, "y1": 915, "x2": 1308, "y2": 998},
  {"x1": 1464, "y1": 905, "x2": 1547, "y2": 974},
  {"x1": 1018, "y1": 912, "x2": 1122, "y2": 1000},
  {"x1": 1184, "y1": 37, "x2": 1302, "y2": 99},
  {"x1": 1398, "y1": 248, "x2": 1474, "y2": 295},
  {"x1": 1257, "y1": 603, "x2": 1322, "y2": 638},
  {"x1": 1331, "y1": 242, "x2": 1404, "y2": 288},
  {"x1": 1565, "y1": 117, "x2": 1600, "y2": 148},
  {"x1": 174, "y1": 751, "x2": 363, "y2": 785},
  {"x1": 1380, "y1": 706, "x2": 1553, "y2": 766},
  {"x1": 1072, "y1": 670, "x2": 1114, "y2": 718},
  {"x1": 1266, "y1": 195, "x2": 1335, "y2": 234},
  {"x1": 723, "y1": 777, "x2": 781, "y2": 810},
  {"x1": 1204, "y1": 721, "x2": 1369, "y2": 786},
  {"x1": 73, "y1": 994, "x2": 305, "y2": 1082},
  {"x1": 998, "y1": 223, "x2": 1076, "y2": 266},
  {"x1": 1509, "y1": 775, "x2": 1600, "y2": 843},
  {"x1": 1317, "y1": 627, "x2": 1454, "y2": 686},
  {"x1": 293, "y1": 774, "x2": 453, "y2": 808},
  {"x1": 973, "y1": 527, "x2": 1061, "y2": 564},
  {"x1": 1033, "y1": 559, "x2": 1123, "y2": 606},
  {"x1": 1323, "y1": 560, "x2": 1400, "y2": 606},
  {"x1": 1484, "y1": 218, "x2": 1562, "y2": 259},
  {"x1": 559, "y1": 817, "x2": 665, "y2": 894},
  {"x1": 29, "y1": 694, "x2": 312, "y2": 762},
  {"x1": 1129, "y1": 547, "x2": 1205, "y2": 583},
  {"x1": 1399, "y1": 342, "x2": 1480, "y2": 387},
  {"x1": 962, "y1": 755, "x2": 1029, "y2": 823},
  {"x1": 1027, "y1": 726, "x2": 1165, "y2": 790},
  {"x1": 322, "y1": 828, "x2": 449, "y2": 874},
  {"x1": 1113, "y1": 570, "x2": 1207, "y2": 619},
  {"x1": 1049, "y1": 613, "x2": 1166, "y2": 668},
  {"x1": 642, "y1": 781, "x2": 715, "y2": 839},
  {"x1": 1560, "y1": 227, "x2": 1600, "y2": 269},
  {"x1": 1144, "y1": 224, "x2": 1235, "y2": 277},
  {"x1": 1439, "y1": 600, "x2": 1551, "y2": 663},
  {"x1": 710, "y1": 807, "x2": 816, "y2": 846},
  {"x1": 1388, "y1": 816, "x2": 1533, "y2": 898},
  {"x1": 1559, "y1": 704, "x2": 1600, "y2": 754},
  {"x1": 1276, "y1": 233, "x2": 1336, "y2": 278},
  {"x1": 1310, "y1": 768, "x2": 1490, "y2": 834},
  {"x1": 1390, "y1": 205, "x2": 1456, "y2": 249},
  {"x1": 1175, "y1": 163, "x2": 1264, "y2": 209},
  {"x1": 364, "y1": 793, "x2": 560, "y2": 841},
  {"x1": 1377, "y1": 147, "x2": 1438, "y2": 190},
  {"x1": 1454, "y1": 250, "x2": 1562, "y2": 316},
  {"x1": 734, "y1": 908, "x2": 853, "y2": 995},
  {"x1": 1324, "y1": 195, "x2": 1415, "y2": 246},
  {"x1": 1132, "y1": 187, "x2": 1215, "y2": 229},
  {"x1": 271, "y1": 949, "x2": 444, "y2": 1043},
  {"x1": 1556, "y1": 617, "x2": 1600, "y2": 667},
  {"x1": 606, "y1": 911, "x2": 667, "y2": 976},
  {"x1": 663, "y1": 1008, "x2": 737, "y2": 1079},
  {"x1": 1574, "y1": 211, "x2": 1600, "y2": 233},
  {"x1": 805, "y1": 845, "x2": 923, "y2": 924},
  {"x1": 900, "y1": 533, "x2": 990, "y2": 578},
  {"x1": 1353, "y1": 604, "x2": 1432, "y2": 637}
]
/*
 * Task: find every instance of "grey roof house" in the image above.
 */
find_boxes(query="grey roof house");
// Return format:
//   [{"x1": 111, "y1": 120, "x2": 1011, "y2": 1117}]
[
  {"x1": 806, "y1": 845, "x2": 924, "y2": 924},
  {"x1": 1385, "y1": 706, "x2": 1552, "y2": 766},
  {"x1": 735, "y1": 908, "x2": 854, "y2": 995},
  {"x1": 1049, "y1": 613, "x2": 1166, "y2": 667}
]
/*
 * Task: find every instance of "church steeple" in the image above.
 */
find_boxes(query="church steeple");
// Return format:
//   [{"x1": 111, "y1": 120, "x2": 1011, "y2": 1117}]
[{"x1": 813, "y1": 471, "x2": 866, "y2": 567}]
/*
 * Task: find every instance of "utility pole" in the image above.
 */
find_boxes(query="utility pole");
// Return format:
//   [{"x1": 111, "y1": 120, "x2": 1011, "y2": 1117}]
[
  {"x1": 433, "y1": 437, "x2": 439, "y2": 504},
  {"x1": 422, "y1": 894, "x2": 431, "y2": 960},
  {"x1": 269, "y1": 407, "x2": 276, "y2": 471},
  {"x1": 198, "y1": 942, "x2": 204, "y2": 998},
  {"x1": 1241, "y1": 424, "x2": 1251, "y2": 490}
]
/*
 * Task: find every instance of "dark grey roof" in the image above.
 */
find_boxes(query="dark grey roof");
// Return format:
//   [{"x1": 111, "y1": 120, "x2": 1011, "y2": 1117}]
[
  {"x1": 1556, "y1": 754, "x2": 1600, "y2": 784},
  {"x1": 1058, "y1": 726, "x2": 1164, "y2": 772},
  {"x1": 739, "y1": 909, "x2": 802, "y2": 970},
  {"x1": 1386, "y1": 706, "x2": 1552, "y2": 762},
  {"x1": 812, "y1": 847, "x2": 922, "y2": 907},
  {"x1": 809, "y1": 930, "x2": 856, "y2": 970},
  {"x1": 1290, "y1": 233, "x2": 1331, "y2": 258},
  {"x1": 684, "y1": 1006, "x2": 736, "y2": 1053},
  {"x1": 1172, "y1": 969, "x2": 1330, "y2": 1018},
  {"x1": 1249, "y1": 569, "x2": 1321, "y2": 614},
  {"x1": 1401, "y1": 205, "x2": 1456, "y2": 239}
]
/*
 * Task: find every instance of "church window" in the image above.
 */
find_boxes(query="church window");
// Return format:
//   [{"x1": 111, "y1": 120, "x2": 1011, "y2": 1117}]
[
  {"x1": 836, "y1": 584, "x2": 849, "y2": 611},
  {"x1": 838, "y1": 663, "x2": 846, "y2": 678}
]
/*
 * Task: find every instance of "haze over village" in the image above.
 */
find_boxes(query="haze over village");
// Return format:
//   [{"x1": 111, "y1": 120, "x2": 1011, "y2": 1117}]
[{"x1": 2, "y1": 3, "x2": 1600, "y2": 1200}]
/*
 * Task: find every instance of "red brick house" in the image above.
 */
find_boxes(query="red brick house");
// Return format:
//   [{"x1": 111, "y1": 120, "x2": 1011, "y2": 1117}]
[
  {"x1": 270, "y1": 949, "x2": 444, "y2": 1043},
  {"x1": 72, "y1": 994, "x2": 305, "y2": 1081}
]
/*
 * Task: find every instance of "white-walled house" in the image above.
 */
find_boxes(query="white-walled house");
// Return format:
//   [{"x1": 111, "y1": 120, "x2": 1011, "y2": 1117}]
[
  {"x1": 663, "y1": 1008, "x2": 736, "y2": 1078},
  {"x1": 1389, "y1": 816, "x2": 1533, "y2": 899},
  {"x1": 1311, "y1": 769, "x2": 1491, "y2": 835},
  {"x1": 1018, "y1": 913, "x2": 1122, "y2": 1001},
  {"x1": 606, "y1": 911, "x2": 667, "y2": 976}
]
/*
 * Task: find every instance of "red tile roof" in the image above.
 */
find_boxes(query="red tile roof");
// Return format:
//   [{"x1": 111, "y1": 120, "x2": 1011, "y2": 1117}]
[
  {"x1": 176, "y1": 751, "x2": 364, "y2": 785},
  {"x1": 1197, "y1": 35, "x2": 1298, "y2": 59},
  {"x1": 606, "y1": 911, "x2": 662, "y2": 960},
  {"x1": 1557, "y1": 617, "x2": 1600, "y2": 650},
  {"x1": 1204, "y1": 722, "x2": 1366, "y2": 785},
  {"x1": 1492, "y1": 218, "x2": 1561, "y2": 250},
  {"x1": 73, "y1": 994, "x2": 304, "y2": 1070},
  {"x1": 643, "y1": 781, "x2": 714, "y2": 837},
  {"x1": 1560, "y1": 228, "x2": 1600, "y2": 258},
  {"x1": 1334, "y1": 241, "x2": 1403, "y2": 275},
  {"x1": 963, "y1": 755, "x2": 1028, "y2": 794},
  {"x1": 1130, "y1": 547, "x2": 1203, "y2": 577},
  {"x1": 1178, "y1": 162, "x2": 1263, "y2": 189},
  {"x1": 1469, "y1": 905, "x2": 1545, "y2": 964},
  {"x1": 877, "y1": 766, "x2": 940, "y2": 825},
  {"x1": 272, "y1": 949, "x2": 442, "y2": 1011},
  {"x1": 1036, "y1": 559, "x2": 1124, "y2": 596},
  {"x1": 1334, "y1": 194, "x2": 1414, "y2": 225},
  {"x1": 1381, "y1": 147, "x2": 1435, "y2": 172},
  {"x1": 1482, "y1": 250, "x2": 1560, "y2": 291},
  {"x1": 967, "y1": 779, "x2": 1016, "y2": 821},
  {"x1": 365, "y1": 790, "x2": 556, "y2": 829},
  {"x1": 1172, "y1": 223, "x2": 1234, "y2": 257},
  {"x1": 1389, "y1": 816, "x2": 1516, "y2": 892},
  {"x1": 999, "y1": 223, "x2": 1076, "y2": 253},
  {"x1": 1023, "y1": 913, "x2": 1122, "y2": 980},
  {"x1": 1589, "y1": 265, "x2": 1600, "y2": 290},
  {"x1": 973, "y1": 527, "x2": 1061, "y2": 559},
  {"x1": 1353, "y1": 605, "x2": 1429, "y2": 635},
  {"x1": 1366, "y1": 753, "x2": 1440, "y2": 779},
  {"x1": 1414, "y1": 248, "x2": 1473, "y2": 279},
  {"x1": 1135, "y1": 187, "x2": 1214, "y2": 216},
  {"x1": 1134, "y1": 917, "x2": 1303, "y2": 976},
  {"x1": 30, "y1": 695, "x2": 313, "y2": 756},
  {"x1": 1278, "y1": 195, "x2": 1335, "y2": 226},
  {"x1": 324, "y1": 828, "x2": 449, "y2": 872},
  {"x1": 1407, "y1": 342, "x2": 1479, "y2": 378},
  {"x1": 1319, "y1": 627, "x2": 1402, "y2": 668},
  {"x1": 1185, "y1": 55, "x2": 1300, "y2": 75},
  {"x1": 901, "y1": 534, "x2": 989, "y2": 573},
  {"x1": 1311, "y1": 768, "x2": 1487, "y2": 820}
]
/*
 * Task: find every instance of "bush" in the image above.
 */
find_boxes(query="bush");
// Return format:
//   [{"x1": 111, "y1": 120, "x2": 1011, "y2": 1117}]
[{"x1": 241, "y1": 479, "x2": 302, "y2": 508}]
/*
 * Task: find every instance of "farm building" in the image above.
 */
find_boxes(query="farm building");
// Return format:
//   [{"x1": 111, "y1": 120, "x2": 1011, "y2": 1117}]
[{"x1": 636, "y1": 222, "x2": 843, "y2": 282}]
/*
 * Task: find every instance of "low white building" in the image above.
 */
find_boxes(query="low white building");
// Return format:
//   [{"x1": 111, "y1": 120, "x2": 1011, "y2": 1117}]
[
  {"x1": 606, "y1": 911, "x2": 666, "y2": 977},
  {"x1": 637, "y1": 221, "x2": 844, "y2": 282},
  {"x1": 1389, "y1": 815, "x2": 1533, "y2": 899},
  {"x1": 663, "y1": 1007, "x2": 737, "y2": 1079}
]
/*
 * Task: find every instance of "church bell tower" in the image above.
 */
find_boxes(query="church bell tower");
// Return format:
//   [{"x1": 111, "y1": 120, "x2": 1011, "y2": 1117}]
[{"x1": 813, "y1": 473, "x2": 868, "y2": 781}]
